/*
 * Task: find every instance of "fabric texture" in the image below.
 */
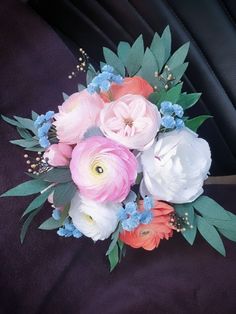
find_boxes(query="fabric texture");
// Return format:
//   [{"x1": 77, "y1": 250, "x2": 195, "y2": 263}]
[{"x1": 1, "y1": 1, "x2": 236, "y2": 313}]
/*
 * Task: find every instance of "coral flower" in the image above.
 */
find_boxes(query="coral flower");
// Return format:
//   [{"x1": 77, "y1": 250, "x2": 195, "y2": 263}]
[
  {"x1": 100, "y1": 76, "x2": 153, "y2": 102},
  {"x1": 119, "y1": 201, "x2": 175, "y2": 250},
  {"x1": 70, "y1": 136, "x2": 138, "y2": 203}
]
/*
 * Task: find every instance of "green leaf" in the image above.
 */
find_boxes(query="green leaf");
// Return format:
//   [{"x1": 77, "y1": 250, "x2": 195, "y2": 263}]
[
  {"x1": 117, "y1": 239, "x2": 125, "y2": 261},
  {"x1": 117, "y1": 41, "x2": 131, "y2": 66},
  {"x1": 16, "y1": 127, "x2": 32, "y2": 139},
  {"x1": 53, "y1": 181, "x2": 77, "y2": 207},
  {"x1": 78, "y1": 84, "x2": 86, "y2": 92},
  {"x1": 161, "y1": 26, "x2": 172, "y2": 64},
  {"x1": 174, "y1": 203, "x2": 197, "y2": 245},
  {"x1": 193, "y1": 196, "x2": 230, "y2": 221},
  {"x1": 177, "y1": 93, "x2": 201, "y2": 110},
  {"x1": 39, "y1": 205, "x2": 69, "y2": 230},
  {"x1": 86, "y1": 64, "x2": 97, "y2": 85},
  {"x1": 31, "y1": 111, "x2": 39, "y2": 121},
  {"x1": 1, "y1": 179, "x2": 49, "y2": 197},
  {"x1": 108, "y1": 243, "x2": 119, "y2": 272},
  {"x1": 62, "y1": 92, "x2": 69, "y2": 101},
  {"x1": 171, "y1": 62, "x2": 188, "y2": 84},
  {"x1": 167, "y1": 42, "x2": 190, "y2": 70},
  {"x1": 13, "y1": 116, "x2": 37, "y2": 135},
  {"x1": 126, "y1": 35, "x2": 144, "y2": 76},
  {"x1": 39, "y1": 167, "x2": 72, "y2": 183},
  {"x1": 140, "y1": 48, "x2": 158, "y2": 85},
  {"x1": 25, "y1": 146, "x2": 45, "y2": 152},
  {"x1": 106, "y1": 224, "x2": 122, "y2": 256},
  {"x1": 103, "y1": 47, "x2": 125, "y2": 76},
  {"x1": 185, "y1": 115, "x2": 212, "y2": 132},
  {"x1": 204, "y1": 216, "x2": 236, "y2": 232},
  {"x1": 1, "y1": 115, "x2": 22, "y2": 128},
  {"x1": 197, "y1": 215, "x2": 226, "y2": 256},
  {"x1": 165, "y1": 83, "x2": 183, "y2": 103},
  {"x1": 22, "y1": 187, "x2": 54, "y2": 218},
  {"x1": 218, "y1": 228, "x2": 236, "y2": 242},
  {"x1": 150, "y1": 33, "x2": 165, "y2": 71},
  {"x1": 10, "y1": 139, "x2": 38, "y2": 148},
  {"x1": 20, "y1": 206, "x2": 42, "y2": 243}
]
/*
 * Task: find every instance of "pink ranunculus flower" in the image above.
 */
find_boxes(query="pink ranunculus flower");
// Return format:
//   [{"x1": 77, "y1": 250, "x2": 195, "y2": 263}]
[
  {"x1": 53, "y1": 90, "x2": 104, "y2": 144},
  {"x1": 43, "y1": 143, "x2": 73, "y2": 167},
  {"x1": 70, "y1": 136, "x2": 138, "y2": 203},
  {"x1": 100, "y1": 94, "x2": 161, "y2": 151}
]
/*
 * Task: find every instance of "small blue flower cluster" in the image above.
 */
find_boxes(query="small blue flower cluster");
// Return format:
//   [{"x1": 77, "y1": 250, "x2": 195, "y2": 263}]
[
  {"x1": 118, "y1": 196, "x2": 154, "y2": 231},
  {"x1": 87, "y1": 65, "x2": 123, "y2": 94},
  {"x1": 52, "y1": 209, "x2": 82, "y2": 238},
  {"x1": 34, "y1": 111, "x2": 55, "y2": 148},
  {"x1": 160, "y1": 101, "x2": 185, "y2": 129}
]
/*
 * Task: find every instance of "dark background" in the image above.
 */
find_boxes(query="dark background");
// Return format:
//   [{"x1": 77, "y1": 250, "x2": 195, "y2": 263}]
[{"x1": 0, "y1": 1, "x2": 236, "y2": 313}]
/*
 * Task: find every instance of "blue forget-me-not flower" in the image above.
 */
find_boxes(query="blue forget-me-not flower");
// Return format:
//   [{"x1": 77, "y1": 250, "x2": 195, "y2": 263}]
[
  {"x1": 87, "y1": 64, "x2": 123, "y2": 94},
  {"x1": 34, "y1": 111, "x2": 55, "y2": 148},
  {"x1": 160, "y1": 101, "x2": 185, "y2": 130}
]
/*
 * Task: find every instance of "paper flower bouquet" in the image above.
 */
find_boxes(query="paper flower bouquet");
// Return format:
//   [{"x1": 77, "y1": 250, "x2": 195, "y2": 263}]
[{"x1": 2, "y1": 27, "x2": 236, "y2": 271}]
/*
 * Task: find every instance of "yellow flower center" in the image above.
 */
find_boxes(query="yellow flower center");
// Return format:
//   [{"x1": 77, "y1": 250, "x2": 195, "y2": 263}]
[{"x1": 84, "y1": 214, "x2": 94, "y2": 223}]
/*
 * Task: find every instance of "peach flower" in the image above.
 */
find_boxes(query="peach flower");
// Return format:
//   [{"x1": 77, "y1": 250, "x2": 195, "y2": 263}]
[
  {"x1": 100, "y1": 94, "x2": 161, "y2": 150},
  {"x1": 43, "y1": 143, "x2": 72, "y2": 167},
  {"x1": 120, "y1": 201, "x2": 175, "y2": 250},
  {"x1": 100, "y1": 76, "x2": 153, "y2": 102},
  {"x1": 53, "y1": 90, "x2": 104, "y2": 144}
]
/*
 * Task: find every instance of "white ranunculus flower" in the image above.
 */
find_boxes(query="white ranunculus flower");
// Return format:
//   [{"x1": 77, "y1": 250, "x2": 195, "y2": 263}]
[
  {"x1": 140, "y1": 128, "x2": 211, "y2": 204},
  {"x1": 69, "y1": 192, "x2": 120, "y2": 241}
]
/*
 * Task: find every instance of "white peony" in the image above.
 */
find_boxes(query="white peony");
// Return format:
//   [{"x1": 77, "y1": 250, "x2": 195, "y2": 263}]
[
  {"x1": 69, "y1": 192, "x2": 120, "y2": 241},
  {"x1": 140, "y1": 128, "x2": 211, "y2": 204}
]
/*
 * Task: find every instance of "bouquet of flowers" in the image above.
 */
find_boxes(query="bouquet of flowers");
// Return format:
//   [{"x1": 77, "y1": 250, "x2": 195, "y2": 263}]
[{"x1": 2, "y1": 26, "x2": 236, "y2": 271}]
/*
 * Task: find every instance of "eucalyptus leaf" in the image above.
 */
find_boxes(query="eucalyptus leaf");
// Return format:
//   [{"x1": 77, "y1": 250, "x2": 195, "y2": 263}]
[
  {"x1": 140, "y1": 48, "x2": 158, "y2": 85},
  {"x1": 53, "y1": 181, "x2": 77, "y2": 207},
  {"x1": 78, "y1": 84, "x2": 86, "y2": 92},
  {"x1": 1, "y1": 179, "x2": 49, "y2": 197},
  {"x1": 167, "y1": 42, "x2": 190, "y2": 70},
  {"x1": 117, "y1": 41, "x2": 131, "y2": 66},
  {"x1": 25, "y1": 146, "x2": 45, "y2": 152},
  {"x1": 177, "y1": 93, "x2": 201, "y2": 110},
  {"x1": 161, "y1": 26, "x2": 172, "y2": 64},
  {"x1": 193, "y1": 196, "x2": 230, "y2": 221},
  {"x1": 13, "y1": 116, "x2": 37, "y2": 135},
  {"x1": 218, "y1": 228, "x2": 236, "y2": 242},
  {"x1": 126, "y1": 35, "x2": 144, "y2": 76},
  {"x1": 108, "y1": 243, "x2": 119, "y2": 272},
  {"x1": 197, "y1": 215, "x2": 226, "y2": 256},
  {"x1": 164, "y1": 83, "x2": 183, "y2": 103},
  {"x1": 20, "y1": 206, "x2": 42, "y2": 244},
  {"x1": 22, "y1": 187, "x2": 54, "y2": 218},
  {"x1": 39, "y1": 167, "x2": 72, "y2": 183},
  {"x1": 1, "y1": 115, "x2": 22, "y2": 128},
  {"x1": 106, "y1": 224, "x2": 122, "y2": 256},
  {"x1": 103, "y1": 47, "x2": 125, "y2": 76},
  {"x1": 86, "y1": 64, "x2": 97, "y2": 85},
  {"x1": 171, "y1": 62, "x2": 188, "y2": 84},
  {"x1": 16, "y1": 127, "x2": 32, "y2": 139},
  {"x1": 31, "y1": 111, "x2": 39, "y2": 121},
  {"x1": 185, "y1": 115, "x2": 212, "y2": 132},
  {"x1": 39, "y1": 205, "x2": 69, "y2": 230},
  {"x1": 10, "y1": 139, "x2": 38, "y2": 148},
  {"x1": 150, "y1": 33, "x2": 164, "y2": 71},
  {"x1": 62, "y1": 92, "x2": 69, "y2": 101}
]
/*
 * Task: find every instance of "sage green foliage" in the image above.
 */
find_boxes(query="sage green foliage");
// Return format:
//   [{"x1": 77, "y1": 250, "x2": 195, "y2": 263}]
[
  {"x1": 174, "y1": 196, "x2": 236, "y2": 256},
  {"x1": 106, "y1": 224, "x2": 125, "y2": 271},
  {"x1": 1, "y1": 112, "x2": 44, "y2": 152},
  {"x1": 39, "y1": 205, "x2": 70, "y2": 230}
]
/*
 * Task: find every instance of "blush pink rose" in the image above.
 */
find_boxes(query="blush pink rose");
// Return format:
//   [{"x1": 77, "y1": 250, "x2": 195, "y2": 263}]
[
  {"x1": 100, "y1": 76, "x2": 153, "y2": 102},
  {"x1": 120, "y1": 201, "x2": 175, "y2": 250},
  {"x1": 44, "y1": 143, "x2": 72, "y2": 167},
  {"x1": 70, "y1": 136, "x2": 137, "y2": 203},
  {"x1": 100, "y1": 94, "x2": 161, "y2": 150},
  {"x1": 53, "y1": 90, "x2": 104, "y2": 144}
]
